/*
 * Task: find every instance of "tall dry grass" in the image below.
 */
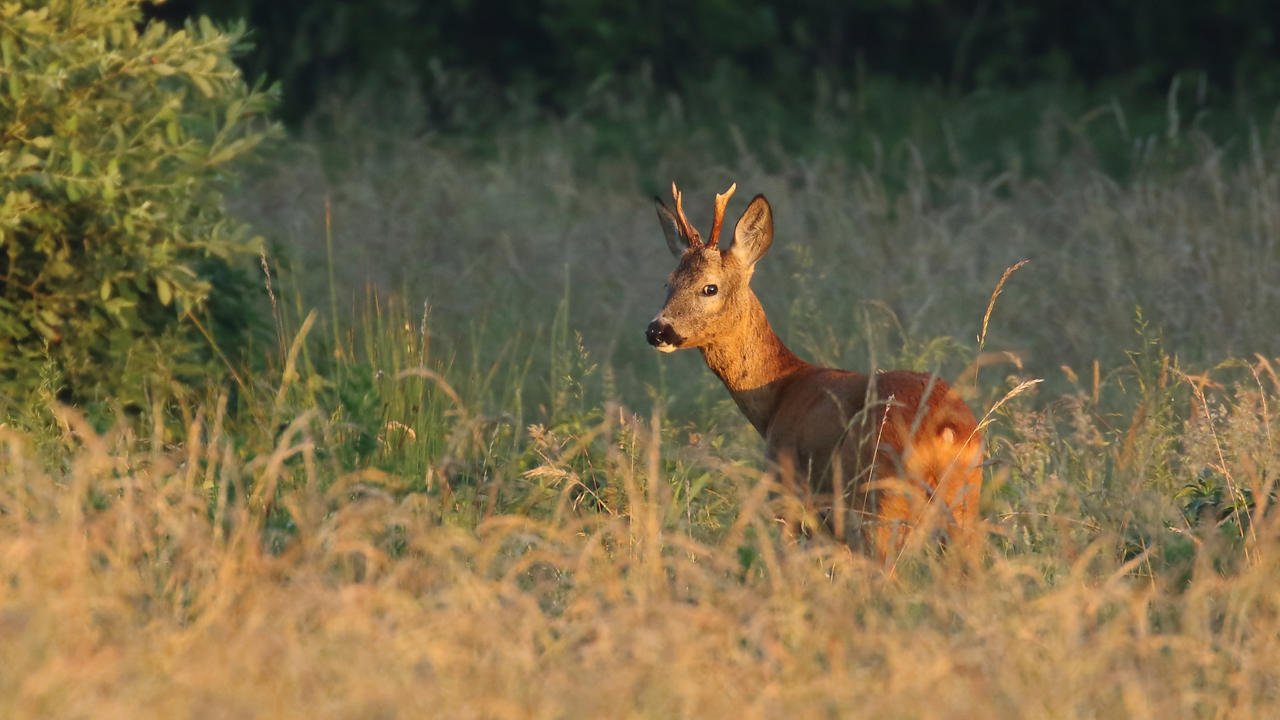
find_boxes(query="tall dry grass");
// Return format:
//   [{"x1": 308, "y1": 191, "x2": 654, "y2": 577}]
[{"x1": 2, "y1": 351, "x2": 1279, "y2": 718}]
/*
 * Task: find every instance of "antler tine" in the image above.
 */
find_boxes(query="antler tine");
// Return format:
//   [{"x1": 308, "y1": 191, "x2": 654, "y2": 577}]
[
  {"x1": 672, "y1": 181, "x2": 702, "y2": 247},
  {"x1": 708, "y1": 182, "x2": 738, "y2": 249}
]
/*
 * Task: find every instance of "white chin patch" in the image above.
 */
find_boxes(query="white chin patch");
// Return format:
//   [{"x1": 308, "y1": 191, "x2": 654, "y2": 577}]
[{"x1": 655, "y1": 344, "x2": 678, "y2": 354}]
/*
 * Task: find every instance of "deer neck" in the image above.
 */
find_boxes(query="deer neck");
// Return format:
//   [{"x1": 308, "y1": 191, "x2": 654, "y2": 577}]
[{"x1": 700, "y1": 291, "x2": 809, "y2": 435}]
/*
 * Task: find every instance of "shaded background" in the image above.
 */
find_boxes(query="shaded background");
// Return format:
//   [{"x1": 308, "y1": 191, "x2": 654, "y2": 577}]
[
  {"x1": 147, "y1": 0, "x2": 1280, "y2": 126},
  {"x1": 136, "y1": 0, "x2": 1280, "y2": 419}
]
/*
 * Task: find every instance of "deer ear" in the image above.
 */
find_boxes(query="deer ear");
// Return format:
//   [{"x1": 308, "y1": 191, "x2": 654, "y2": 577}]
[
  {"x1": 654, "y1": 198, "x2": 685, "y2": 257},
  {"x1": 729, "y1": 194, "x2": 773, "y2": 267}
]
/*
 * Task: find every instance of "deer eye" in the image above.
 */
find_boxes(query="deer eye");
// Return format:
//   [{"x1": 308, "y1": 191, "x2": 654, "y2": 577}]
[{"x1": 702, "y1": 284, "x2": 718, "y2": 296}]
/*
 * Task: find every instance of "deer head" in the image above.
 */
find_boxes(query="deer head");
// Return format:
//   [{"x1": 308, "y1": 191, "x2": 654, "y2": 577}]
[{"x1": 646, "y1": 182, "x2": 774, "y2": 352}]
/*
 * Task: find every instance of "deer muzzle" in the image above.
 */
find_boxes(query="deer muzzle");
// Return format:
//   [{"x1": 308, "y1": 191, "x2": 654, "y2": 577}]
[{"x1": 646, "y1": 319, "x2": 682, "y2": 352}]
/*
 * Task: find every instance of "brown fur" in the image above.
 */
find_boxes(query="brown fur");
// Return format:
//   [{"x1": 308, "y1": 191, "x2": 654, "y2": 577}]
[{"x1": 649, "y1": 185, "x2": 983, "y2": 563}]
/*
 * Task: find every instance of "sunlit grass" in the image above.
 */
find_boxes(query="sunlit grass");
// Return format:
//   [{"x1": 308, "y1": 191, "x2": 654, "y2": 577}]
[{"x1": 3, "y1": 344, "x2": 1279, "y2": 717}]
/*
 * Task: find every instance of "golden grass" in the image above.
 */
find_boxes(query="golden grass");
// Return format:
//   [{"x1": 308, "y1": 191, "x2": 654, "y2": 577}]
[{"x1": 3, "y1": 362, "x2": 1279, "y2": 719}]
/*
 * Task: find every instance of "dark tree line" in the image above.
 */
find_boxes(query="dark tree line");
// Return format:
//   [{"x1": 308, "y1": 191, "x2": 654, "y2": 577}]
[{"x1": 147, "y1": 0, "x2": 1280, "y2": 124}]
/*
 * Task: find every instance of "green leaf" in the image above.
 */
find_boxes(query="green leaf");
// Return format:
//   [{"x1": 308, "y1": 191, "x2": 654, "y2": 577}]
[
  {"x1": 105, "y1": 297, "x2": 137, "y2": 316},
  {"x1": 32, "y1": 318, "x2": 60, "y2": 341},
  {"x1": 47, "y1": 259, "x2": 75, "y2": 278},
  {"x1": 156, "y1": 277, "x2": 172, "y2": 306},
  {"x1": 71, "y1": 149, "x2": 83, "y2": 174},
  {"x1": 224, "y1": 98, "x2": 242, "y2": 127},
  {"x1": 100, "y1": 279, "x2": 112, "y2": 301},
  {"x1": 206, "y1": 146, "x2": 236, "y2": 166},
  {"x1": 191, "y1": 74, "x2": 214, "y2": 98}
]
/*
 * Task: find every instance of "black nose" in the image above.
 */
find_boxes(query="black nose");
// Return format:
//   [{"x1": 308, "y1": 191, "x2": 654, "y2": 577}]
[{"x1": 646, "y1": 320, "x2": 680, "y2": 347}]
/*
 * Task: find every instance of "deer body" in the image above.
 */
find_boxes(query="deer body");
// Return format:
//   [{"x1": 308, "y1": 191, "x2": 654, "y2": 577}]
[{"x1": 646, "y1": 184, "x2": 982, "y2": 560}]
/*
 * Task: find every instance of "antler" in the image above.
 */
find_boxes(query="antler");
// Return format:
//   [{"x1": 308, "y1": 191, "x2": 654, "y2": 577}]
[
  {"x1": 708, "y1": 182, "x2": 737, "y2": 249},
  {"x1": 670, "y1": 181, "x2": 738, "y2": 249},
  {"x1": 671, "y1": 182, "x2": 703, "y2": 247}
]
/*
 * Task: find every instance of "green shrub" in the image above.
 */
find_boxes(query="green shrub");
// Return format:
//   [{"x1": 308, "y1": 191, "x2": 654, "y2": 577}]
[{"x1": 0, "y1": 0, "x2": 278, "y2": 409}]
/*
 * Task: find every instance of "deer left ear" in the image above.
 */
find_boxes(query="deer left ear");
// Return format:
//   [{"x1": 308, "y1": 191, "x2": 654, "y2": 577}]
[
  {"x1": 654, "y1": 199, "x2": 685, "y2": 257},
  {"x1": 728, "y1": 195, "x2": 773, "y2": 267}
]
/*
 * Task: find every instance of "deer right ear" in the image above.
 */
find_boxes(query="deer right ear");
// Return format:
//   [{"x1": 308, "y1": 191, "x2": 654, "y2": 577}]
[
  {"x1": 729, "y1": 194, "x2": 773, "y2": 267},
  {"x1": 654, "y1": 198, "x2": 685, "y2": 257}
]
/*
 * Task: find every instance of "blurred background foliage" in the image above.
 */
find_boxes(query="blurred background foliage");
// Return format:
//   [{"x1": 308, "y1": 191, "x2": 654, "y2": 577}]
[
  {"x1": 145, "y1": 0, "x2": 1280, "y2": 126},
  {"x1": 122, "y1": 0, "x2": 1280, "y2": 423},
  {"x1": 8, "y1": 0, "x2": 1278, "y2": 419}
]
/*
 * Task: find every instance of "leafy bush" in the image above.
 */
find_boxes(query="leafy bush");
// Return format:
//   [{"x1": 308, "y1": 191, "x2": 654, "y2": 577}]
[{"x1": 0, "y1": 0, "x2": 278, "y2": 408}]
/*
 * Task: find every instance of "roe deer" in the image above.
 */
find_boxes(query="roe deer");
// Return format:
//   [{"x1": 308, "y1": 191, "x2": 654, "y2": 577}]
[{"x1": 645, "y1": 183, "x2": 982, "y2": 562}]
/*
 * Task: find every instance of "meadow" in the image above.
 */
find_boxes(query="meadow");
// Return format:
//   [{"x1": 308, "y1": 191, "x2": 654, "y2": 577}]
[{"x1": 3, "y1": 80, "x2": 1280, "y2": 717}]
